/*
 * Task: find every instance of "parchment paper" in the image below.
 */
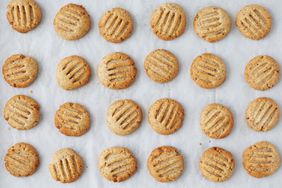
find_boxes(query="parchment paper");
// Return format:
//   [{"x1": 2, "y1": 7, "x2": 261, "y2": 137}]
[{"x1": 0, "y1": 0, "x2": 282, "y2": 187}]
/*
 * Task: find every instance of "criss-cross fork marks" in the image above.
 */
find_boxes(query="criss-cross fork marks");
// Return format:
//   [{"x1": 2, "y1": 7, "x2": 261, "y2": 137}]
[
  {"x1": 102, "y1": 12, "x2": 131, "y2": 39},
  {"x1": 203, "y1": 108, "x2": 231, "y2": 136},
  {"x1": 145, "y1": 50, "x2": 178, "y2": 81},
  {"x1": 239, "y1": 8, "x2": 270, "y2": 38},
  {"x1": 57, "y1": 105, "x2": 85, "y2": 131},
  {"x1": 111, "y1": 102, "x2": 139, "y2": 131},
  {"x1": 251, "y1": 100, "x2": 279, "y2": 130},
  {"x1": 105, "y1": 58, "x2": 135, "y2": 83},
  {"x1": 56, "y1": 7, "x2": 84, "y2": 33},
  {"x1": 249, "y1": 61, "x2": 277, "y2": 87},
  {"x1": 50, "y1": 155, "x2": 81, "y2": 182},
  {"x1": 5, "y1": 98, "x2": 36, "y2": 128},
  {"x1": 102, "y1": 151, "x2": 135, "y2": 180},
  {"x1": 154, "y1": 101, "x2": 181, "y2": 131},
  {"x1": 197, "y1": 9, "x2": 228, "y2": 39},
  {"x1": 9, "y1": 3, "x2": 38, "y2": 28},
  {"x1": 201, "y1": 151, "x2": 232, "y2": 181},
  {"x1": 153, "y1": 7, "x2": 184, "y2": 37},
  {"x1": 61, "y1": 59, "x2": 88, "y2": 84},
  {"x1": 151, "y1": 153, "x2": 183, "y2": 178},
  {"x1": 193, "y1": 57, "x2": 222, "y2": 84}
]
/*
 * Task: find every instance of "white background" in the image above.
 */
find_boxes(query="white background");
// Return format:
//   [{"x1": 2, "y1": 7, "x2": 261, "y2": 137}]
[{"x1": 0, "y1": 0, "x2": 282, "y2": 187}]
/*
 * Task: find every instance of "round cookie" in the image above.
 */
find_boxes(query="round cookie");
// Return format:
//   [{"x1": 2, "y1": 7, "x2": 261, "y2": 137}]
[
  {"x1": 144, "y1": 49, "x2": 179, "y2": 83},
  {"x1": 4, "y1": 95, "x2": 40, "y2": 130},
  {"x1": 151, "y1": 3, "x2": 186, "y2": 40},
  {"x1": 190, "y1": 53, "x2": 226, "y2": 89},
  {"x1": 194, "y1": 6, "x2": 231, "y2": 42},
  {"x1": 107, "y1": 99, "x2": 142, "y2": 136},
  {"x1": 4, "y1": 142, "x2": 40, "y2": 177},
  {"x1": 54, "y1": 3, "x2": 91, "y2": 40},
  {"x1": 56, "y1": 55, "x2": 91, "y2": 90},
  {"x1": 200, "y1": 147, "x2": 235, "y2": 182},
  {"x1": 7, "y1": 0, "x2": 42, "y2": 33},
  {"x1": 49, "y1": 148, "x2": 84, "y2": 183},
  {"x1": 245, "y1": 97, "x2": 280, "y2": 132},
  {"x1": 99, "y1": 8, "x2": 134, "y2": 43},
  {"x1": 2, "y1": 54, "x2": 39, "y2": 88},
  {"x1": 97, "y1": 52, "x2": 137, "y2": 89},
  {"x1": 148, "y1": 98, "x2": 184, "y2": 135},
  {"x1": 55, "y1": 102, "x2": 91, "y2": 136},
  {"x1": 201, "y1": 103, "x2": 233, "y2": 139},
  {"x1": 236, "y1": 4, "x2": 272, "y2": 40},
  {"x1": 99, "y1": 146, "x2": 137, "y2": 182},
  {"x1": 245, "y1": 55, "x2": 280, "y2": 91},
  {"x1": 147, "y1": 146, "x2": 184, "y2": 182},
  {"x1": 243, "y1": 141, "x2": 280, "y2": 178}
]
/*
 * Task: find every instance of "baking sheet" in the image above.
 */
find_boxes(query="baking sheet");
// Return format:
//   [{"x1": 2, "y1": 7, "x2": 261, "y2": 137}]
[{"x1": 0, "y1": 0, "x2": 282, "y2": 187}]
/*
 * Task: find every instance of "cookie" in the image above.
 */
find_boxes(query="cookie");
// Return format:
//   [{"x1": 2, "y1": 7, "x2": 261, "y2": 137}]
[
  {"x1": 2, "y1": 54, "x2": 38, "y2": 88},
  {"x1": 245, "y1": 55, "x2": 280, "y2": 91},
  {"x1": 243, "y1": 141, "x2": 280, "y2": 178},
  {"x1": 99, "y1": 8, "x2": 134, "y2": 43},
  {"x1": 107, "y1": 99, "x2": 142, "y2": 136},
  {"x1": 144, "y1": 49, "x2": 179, "y2": 83},
  {"x1": 190, "y1": 53, "x2": 226, "y2": 89},
  {"x1": 7, "y1": 0, "x2": 42, "y2": 33},
  {"x1": 151, "y1": 3, "x2": 186, "y2": 40},
  {"x1": 148, "y1": 98, "x2": 184, "y2": 135},
  {"x1": 49, "y1": 148, "x2": 84, "y2": 183},
  {"x1": 4, "y1": 95, "x2": 40, "y2": 130},
  {"x1": 54, "y1": 3, "x2": 91, "y2": 40},
  {"x1": 56, "y1": 55, "x2": 91, "y2": 90},
  {"x1": 236, "y1": 4, "x2": 272, "y2": 40},
  {"x1": 99, "y1": 146, "x2": 137, "y2": 182},
  {"x1": 194, "y1": 6, "x2": 231, "y2": 42},
  {"x1": 245, "y1": 97, "x2": 280, "y2": 132},
  {"x1": 201, "y1": 103, "x2": 233, "y2": 139},
  {"x1": 200, "y1": 147, "x2": 235, "y2": 182},
  {"x1": 55, "y1": 102, "x2": 90, "y2": 136},
  {"x1": 4, "y1": 142, "x2": 39, "y2": 177},
  {"x1": 147, "y1": 146, "x2": 184, "y2": 182},
  {"x1": 97, "y1": 52, "x2": 137, "y2": 89}
]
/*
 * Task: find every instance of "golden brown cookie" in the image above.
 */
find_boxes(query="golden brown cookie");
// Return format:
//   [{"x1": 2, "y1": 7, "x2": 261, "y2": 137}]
[
  {"x1": 56, "y1": 55, "x2": 91, "y2": 90},
  {"x1": 245, "y1": 97, "x2": 280, "y2": 132},
  {"x1": 2, "y1": 54, "x2": 39, "y2": 88},
  {"x1": 97, "y1": 52, "x2": 137, "y2": 89},
  {"x1": 7, "y1": 0, "x2": 42, "y2": 33},
  {"x1": 148, "y1": 98, "x2": 184, "y2": 135},
  {"x1": 243, "y1": 141, "x2": 280, "y2": 178},
  {"x1": 200, "y1": 147, "x2": 235, "y2": 182},
  {"x1": 194, "y1": 6, "x2": 231, "y2": 42},
  {"x1": 107, "y1": 99, "x2": 142, "y2": 136},
  {"x1": 99, "y1": 8, "x2": 134, "y2": 43},
  {"x1": 4, "y1": 142, "x2": 40, "y2": 177},
  {"x1": 4, "y1": 95, "x2": 40, "y2": 130},
  {"x1": 54, "y1": 3, "x2": 91, "y2": 40},
  {"x1": 144, "y1": 49, "x2": 179, "y2": 83},
  {"x1": 147, "y1": 146, "x2": 184, "y2": 182},
  {"x1": 55, "y1": 102, "x2": 91, "y2": 136},
  {"x1": 99, "y1": 146, "x2": 137, "y2": 182},
  {"x1": 201, "y1": 103, "x2": 233, "y2": 139},
  {"x1": 245, "y1": 55, "x2": 280, "y2": 91},
  {"x1": 190, "y1": 53, "x2": 226, "y2": 89},
  {"x1": 49, "y1": 148, "x2": 84, "y2": 183},
  {"x1": 151, "y1": 3, "x2": 186, "y2": 40},
  {"x1": 236, "y1": 4, "x2": 272, "y2": 40}
]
